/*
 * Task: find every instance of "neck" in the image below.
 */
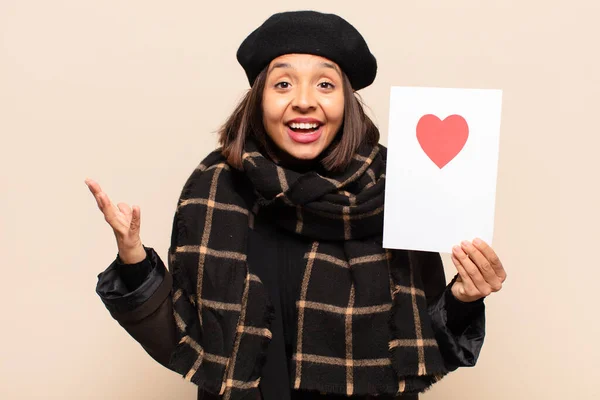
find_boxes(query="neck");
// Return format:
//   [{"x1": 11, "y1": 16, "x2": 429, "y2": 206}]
[
  {"x1": 263, "y1": 139, "x2": 326, "y2": 174},
  {"x1": 276, "y1": 151, "x2": 323, "y2": 173}
]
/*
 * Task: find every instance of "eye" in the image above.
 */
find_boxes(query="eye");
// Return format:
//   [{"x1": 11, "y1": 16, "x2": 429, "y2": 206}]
[
  {"x1": 275, "y1": 81, "x2": 291, "y2": 89},
  {"x1": 318, "y1": 81, "x2": 335, "y2": 90}
]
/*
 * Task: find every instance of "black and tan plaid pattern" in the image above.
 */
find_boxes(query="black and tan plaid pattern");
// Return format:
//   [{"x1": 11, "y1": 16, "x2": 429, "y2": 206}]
[{"x1": 166, "y1": 140, "x2": 448, "y2": 399}]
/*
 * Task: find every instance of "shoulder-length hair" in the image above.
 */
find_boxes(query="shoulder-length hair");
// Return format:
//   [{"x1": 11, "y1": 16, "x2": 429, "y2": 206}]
[{"x1": 218, "y1": 67, "x2": 380, "y2": 172}]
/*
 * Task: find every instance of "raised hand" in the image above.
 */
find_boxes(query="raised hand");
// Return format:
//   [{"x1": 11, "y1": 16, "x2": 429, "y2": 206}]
[
  {"x1": 450, "y1": 238, "x2": 507, "y2": 302},
  {"x1": 85, "y1": 178, "x2": 146, "y2": 264}
]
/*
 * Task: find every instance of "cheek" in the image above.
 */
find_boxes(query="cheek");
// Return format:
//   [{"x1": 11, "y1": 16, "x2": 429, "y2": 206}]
[
  {"x1": 263, "y1": 98, "x2": 289, "y2": 125},
  {"x1": 324, "y1": 98, "x2": 345, "y2": 126},
  {"x1": 262, "y1": 105, "x2": 285, "y2": 142},
  {"x1": 263, "y1": 91, "x2": 287, "y2": 111}
]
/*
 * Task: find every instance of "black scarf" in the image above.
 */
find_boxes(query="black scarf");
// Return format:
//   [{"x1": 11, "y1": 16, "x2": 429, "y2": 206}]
[{"x1": 167, "y1": 140, "x2": 448, "y2": 399}]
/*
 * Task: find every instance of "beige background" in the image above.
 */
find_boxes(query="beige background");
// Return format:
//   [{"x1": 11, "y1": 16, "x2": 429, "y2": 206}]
[{"x1": 1, "y1": 0, "x2": 598, "y2": 399}]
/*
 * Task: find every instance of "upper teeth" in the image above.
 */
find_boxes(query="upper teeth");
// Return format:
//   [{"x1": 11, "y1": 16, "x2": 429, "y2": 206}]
[{"x1": 289, "y1": 122, "x2": 319, "y2": 129}]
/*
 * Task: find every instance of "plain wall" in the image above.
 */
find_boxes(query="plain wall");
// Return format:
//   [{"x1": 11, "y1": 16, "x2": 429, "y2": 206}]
[{"x1": 1, "y1": 0, "x2": 598, "y2": 398}]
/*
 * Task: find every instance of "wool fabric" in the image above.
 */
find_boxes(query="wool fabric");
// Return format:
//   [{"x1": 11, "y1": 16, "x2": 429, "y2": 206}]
[
  {"x1": 236, "y1": 10, "x2": 377, "y2": 90},
  {"x1": 166, "y1": 139, "x2": 449, "y2": 400}
]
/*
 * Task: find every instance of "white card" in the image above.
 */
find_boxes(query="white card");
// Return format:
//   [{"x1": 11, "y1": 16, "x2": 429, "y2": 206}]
[{"x1": 382, "y1": 86, "x2": 503, "y2": 253}]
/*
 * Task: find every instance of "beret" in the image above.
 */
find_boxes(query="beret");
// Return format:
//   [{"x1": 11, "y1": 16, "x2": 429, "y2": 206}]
[{"x1": 236, "y1": 10, "x2": 377, "y2": 91}]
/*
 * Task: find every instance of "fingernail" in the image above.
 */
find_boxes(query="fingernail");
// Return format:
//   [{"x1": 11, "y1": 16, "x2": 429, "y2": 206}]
[
  {"x1": 461, "y1": 240, "x2": 470, "y2": 247},
  {"x1": 452, "y1": 245, "x2": 461, "y2": 254}
]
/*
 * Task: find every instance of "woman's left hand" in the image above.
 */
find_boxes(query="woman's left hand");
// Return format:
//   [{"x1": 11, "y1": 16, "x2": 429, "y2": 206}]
[{"x1": 450, "y1": 238, "x2": 507, "y2": 302}]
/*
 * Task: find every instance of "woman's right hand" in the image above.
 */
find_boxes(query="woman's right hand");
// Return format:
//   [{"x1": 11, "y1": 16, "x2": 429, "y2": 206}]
[{"x1": 85, "y1": 178, "x2": 147, "y2": 264}]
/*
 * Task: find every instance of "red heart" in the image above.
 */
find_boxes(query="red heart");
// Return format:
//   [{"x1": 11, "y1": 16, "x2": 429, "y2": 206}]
[{"x1": 416, "y1": 114, "x2": 469, "y2": 169}]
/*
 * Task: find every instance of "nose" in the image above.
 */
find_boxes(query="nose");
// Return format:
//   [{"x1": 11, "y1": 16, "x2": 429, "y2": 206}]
[{"x1": 291, "y1": 83, "x2": 317, "y2": 112}]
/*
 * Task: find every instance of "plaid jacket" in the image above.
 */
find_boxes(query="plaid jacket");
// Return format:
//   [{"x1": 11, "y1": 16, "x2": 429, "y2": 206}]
[{"x1": 162, "y1": 140, "x2": 478, "y2": 400}]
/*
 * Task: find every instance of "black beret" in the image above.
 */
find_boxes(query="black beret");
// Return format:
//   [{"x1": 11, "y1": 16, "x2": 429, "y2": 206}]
[{"x1": 236, "y1": 10, "x2": 377, "y2": 91}]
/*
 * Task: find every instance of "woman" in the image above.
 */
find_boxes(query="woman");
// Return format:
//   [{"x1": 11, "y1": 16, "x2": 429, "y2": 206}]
[{"x1": 87, "y1": 10, "x2": 506, "y2": 400}]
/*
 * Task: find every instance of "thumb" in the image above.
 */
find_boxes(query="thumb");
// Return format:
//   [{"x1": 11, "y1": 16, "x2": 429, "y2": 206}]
[
  {"x1": 454, "y1": 276, "x2": 466, "y2": 295},
  {"x1": 130, "y1": 205, "x2": 141, "y2": 234}
]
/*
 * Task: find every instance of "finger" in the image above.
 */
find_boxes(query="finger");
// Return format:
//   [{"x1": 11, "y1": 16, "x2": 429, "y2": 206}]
[
  {"x1": 130, "y1": 205, "x2": 141, "y2": 233},
  {"x1": 472, "y1": 238, "x2": 507, "y2": 283},
  {"x1": 85, "y1": 178, "x2": 102, "y2": 196},
  {"x1": 85, "y1": 179, "x2": 111, "y2": 212},
  {"x1": 117, "y1": 202, "x2": 132, "y2": 217},
  {"x1": 89, "y1": 190, "x2": 103, "y2": 209},
  {"x1": 85, "y1": 179, "x2": 102, "y2": 208},
  {"x1": 461, "y1": 240, "x2": 503, "y2": 292},
  {"x1": 451, "y1": 254, "x2": 476, "y2": 296},
  {"x1": 98, "y1": 191, "x2": 119, "y2": 223},
  {"x1": 453, "y1": 245, "x2": 493, "y2": 297}
]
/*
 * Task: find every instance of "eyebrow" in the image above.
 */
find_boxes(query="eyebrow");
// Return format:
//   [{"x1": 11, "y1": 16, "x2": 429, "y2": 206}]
[
  {"x1": 269, "y1": 62, "x2": 292, "y2": 73},
  {"x1": 268, "y1": 61, "x2": 341, "y2": 75}
]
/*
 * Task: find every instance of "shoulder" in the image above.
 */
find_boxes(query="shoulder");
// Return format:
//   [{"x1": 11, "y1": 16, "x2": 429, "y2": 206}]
[
  {"x1": 376, "y1": 142, "x2": 387, "y2": 159},
  {"x1": 176, "y1": 148, "x2": 251, "y2": 204}
]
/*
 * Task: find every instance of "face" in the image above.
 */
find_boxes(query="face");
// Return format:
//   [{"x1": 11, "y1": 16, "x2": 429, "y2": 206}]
[{"x1": 262, "y1": 54, "x2": 345, "y2": 163}]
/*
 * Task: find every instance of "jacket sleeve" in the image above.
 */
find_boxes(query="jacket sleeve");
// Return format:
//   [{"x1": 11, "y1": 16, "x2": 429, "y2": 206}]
[
  {"x1": 96, "y1": 246, "x2": 179, "y2": 370},
  {"x1": 412, "y1": 251, "x2": 486, "y2": 372}
]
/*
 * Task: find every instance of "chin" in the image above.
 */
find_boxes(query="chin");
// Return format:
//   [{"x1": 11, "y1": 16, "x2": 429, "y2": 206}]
[{"x1": 283, "y1": 143, "x2": 324, "y2": 161}]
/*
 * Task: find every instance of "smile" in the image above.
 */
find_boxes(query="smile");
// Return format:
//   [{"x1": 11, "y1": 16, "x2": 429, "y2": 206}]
[
  {"x1": 288, "y1": 122, "x2": 320, "y2": 130},
  {"x1": 286, "y1": 123, "x2": 324, "y2": 144}
]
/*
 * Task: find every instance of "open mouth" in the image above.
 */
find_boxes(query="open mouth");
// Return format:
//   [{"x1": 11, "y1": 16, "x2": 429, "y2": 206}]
[
  {"x1": 285, "y1": 121, "x2": 324, "y2": 144},
  {"x1": 287, "y1": 121, "x2": 323, "y2": 134}
]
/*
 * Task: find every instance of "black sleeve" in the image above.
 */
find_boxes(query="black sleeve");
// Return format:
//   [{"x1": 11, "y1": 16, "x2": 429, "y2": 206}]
[
  {"x1": 115, "y1": 251, "x2": 153, "y2": 292},
  {"x1": 96, "y1": 246, "x2": 179, "y2": 369},
  {"x1": 443, "y1": 274, "x2": 485, "y2": 336},
  {"x1": 96, "y1": 246, "x2": 165, "y2": 315},
  {"x1": 413, "y1": 251, "x2": 486, "y2": 371},
  {"x1": 428, "y1": 274, "x2": 485, "y2": 371}
]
